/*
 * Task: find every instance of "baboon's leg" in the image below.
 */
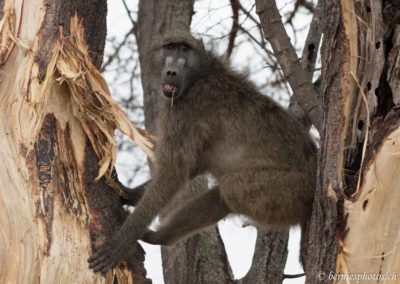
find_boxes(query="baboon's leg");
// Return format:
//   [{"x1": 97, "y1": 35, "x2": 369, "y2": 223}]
[{"x1": 141, "y1": 186, "x2": 230, "y2": 245}]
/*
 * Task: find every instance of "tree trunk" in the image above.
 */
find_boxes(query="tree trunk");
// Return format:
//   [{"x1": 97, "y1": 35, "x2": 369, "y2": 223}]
[
  {"x1": 136, "y1": 1, "x2": 234, "y2": 283},
  {"x1": 0, "y1": 0, "x2": 149, "y2": 283},
  {"x1": 239, "y1": 229, "x2": 289, "y2": 284},
  {"x1": 306, "y1": 1, "x2": 400, "y2": 283},
  {"x1": 254, "y1": 0, "x2": 400, "y2": 282}
]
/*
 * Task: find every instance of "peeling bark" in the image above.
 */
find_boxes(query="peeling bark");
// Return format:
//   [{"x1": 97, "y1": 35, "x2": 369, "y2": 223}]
[
  {"x1": 33, "y1": 114, "x2": 58, "y2": 256},
  {"x1": 306, "y1": 1, "x2": 400, "y2": 283},
  {"x1": 341, "y1": 113, "x2": 400, "y2": 279},
  {"x1": 0, "y1": 0, "x2": 150, "y2": 283},
  {"x1": 37, "y1": 0, "x2": 107, "y2": 74},
  {"x1": 305, "y1": 1, "x2": 344, "y2": 281}
]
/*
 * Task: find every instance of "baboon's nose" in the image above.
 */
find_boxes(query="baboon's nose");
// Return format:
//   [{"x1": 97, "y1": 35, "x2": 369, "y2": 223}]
[
  {"x1": 166, "y1": 70, "x2": 177, "y2": 76},
  {"x1": 164, "y1": 66, "x2": 179, "y2": 80}
]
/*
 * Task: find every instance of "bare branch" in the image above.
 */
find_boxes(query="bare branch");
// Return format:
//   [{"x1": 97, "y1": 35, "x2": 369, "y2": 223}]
[
  {"x1": 238, "y1": 26, "x2": 274, "y2": 57},
  {"x1": 289, "y1": 0, "x2": 324, "y2": 128},
  {"x1": 237, "y1": 3, "x2": 271, "y2": 55},
  {"x1": 301, "y1": 0, "x2": 324, "y2": 80},
  {"x1": 286, "y1": 0, "x2": 315, "y2": 25},
  {"x1": 122, "y1": 0, "x2": 137, "y2": 29},
  {"x1": 101, "y1": 0, "x2": 138, "y2": 72},
  {"x1": 238, "y1": 2, "x2": 259, "y2": 25},
  {"x1": 226, "y1": 0, "x2": 240, "y2": 59},
  {"x1": 255, "y1": 0, "x2": 323, "y2": 132},
  {"x1": 121, "y1": 0, "x2": 138, "y2": 40},
  {"x1": 101, "y1": 27, "x2": 134, "y2": 72}
]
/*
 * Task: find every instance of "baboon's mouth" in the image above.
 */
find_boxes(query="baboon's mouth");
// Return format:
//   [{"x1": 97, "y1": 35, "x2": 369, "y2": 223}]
[{"x1": 162, "y1": 83, "x2": 178, "y2": 98}]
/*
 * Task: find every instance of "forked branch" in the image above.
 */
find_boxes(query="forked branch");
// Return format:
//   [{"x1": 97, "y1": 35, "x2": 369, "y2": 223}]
[
  {"x1": 255, "y1": 0, "x2": 323, "y2": 132},
  {"x1": 289, "y1": 0, "x2": 324, "y2": 128}
]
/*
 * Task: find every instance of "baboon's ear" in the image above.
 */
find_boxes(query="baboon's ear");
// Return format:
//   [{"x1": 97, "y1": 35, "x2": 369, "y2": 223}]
[{"x1": 196, "y1": 38, "x2": 205, "y2": 52}]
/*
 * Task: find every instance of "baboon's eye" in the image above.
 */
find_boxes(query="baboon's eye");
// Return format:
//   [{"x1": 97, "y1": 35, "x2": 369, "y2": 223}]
[
  {"x1": 164, "y1": 44, "x2": 174, "y2": 50},
  {"x1": 181, "y1": 44, "x2": 191, "y2": 52}
]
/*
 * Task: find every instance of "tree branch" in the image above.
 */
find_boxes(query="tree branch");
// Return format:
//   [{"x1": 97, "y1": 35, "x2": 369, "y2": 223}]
[
  {"x1": 289, "y1": 0, "x2": 324, "y2": 128},
  {"x1": 237, "y1": 3, "x2": 274, "y2": 58},
  {"x1": 122, "y1": 0, "x2": 138, "y2": 36},
  {"x1": 301, "y1": 0, "x2": 323, "y2": 80},
  {"x1": 226, "y1": 0, "x2": 240, "y2": 60},
  {"x1": 286, "y1": 0, "x2": 315, "y2": 25},
  {"x1": 255, "y1": 0, "x2": 323, "y2": 132},
  {"x1": 101, "y1": 27, "x2": 134, "y2": 72},
  {"x1": 237, "y1": 229, "x2": 289, "y2": 284}
]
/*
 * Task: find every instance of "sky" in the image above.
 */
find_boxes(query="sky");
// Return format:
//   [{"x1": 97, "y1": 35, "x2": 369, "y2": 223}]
[{"x1": 105, "y1": 1, "x2": 316, "y2": 283}]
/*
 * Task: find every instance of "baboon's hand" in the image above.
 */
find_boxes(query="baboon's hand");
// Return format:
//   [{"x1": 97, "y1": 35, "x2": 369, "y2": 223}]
[{"x1": 88, "y1": 234, "x2": 128, "y2": 274}]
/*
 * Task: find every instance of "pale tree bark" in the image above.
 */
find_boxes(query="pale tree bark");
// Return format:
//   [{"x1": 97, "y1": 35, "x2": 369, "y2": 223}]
[
  {"x1": 309, "y1": 1, "x2": 400, "y2": 283},
  {"x1": 0, "y1": 0, "x2": 152, "y2": 283}
]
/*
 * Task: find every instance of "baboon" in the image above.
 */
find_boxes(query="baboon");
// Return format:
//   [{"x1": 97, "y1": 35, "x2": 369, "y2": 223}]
[{"x1": 88, "y1": 30, "x2": 317, "y2": 273}]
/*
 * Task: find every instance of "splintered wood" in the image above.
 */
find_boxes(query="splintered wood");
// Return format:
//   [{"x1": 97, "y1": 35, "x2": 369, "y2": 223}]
[{"x1": 0, "y1": 1, "x2": 151, "y2": 283}]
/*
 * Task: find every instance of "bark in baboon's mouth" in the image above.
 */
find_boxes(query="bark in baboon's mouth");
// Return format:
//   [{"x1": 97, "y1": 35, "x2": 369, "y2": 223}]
[{"x1": 162, "y1": 83, "x2": 178, "y2": 98}]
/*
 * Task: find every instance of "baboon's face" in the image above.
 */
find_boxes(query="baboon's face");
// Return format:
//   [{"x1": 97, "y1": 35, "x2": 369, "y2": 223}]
[{"x1": 161, "y1": 42, "x2": 201, "y2": 100}]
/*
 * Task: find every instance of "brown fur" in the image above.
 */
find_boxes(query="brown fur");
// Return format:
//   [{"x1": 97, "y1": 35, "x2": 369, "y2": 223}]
[
  {"x1": 145, "y1": 56, "x2": 316, "y2": 233},
  {"x1": 88, "y1": 33, "x2": 316, "y2": 273}
]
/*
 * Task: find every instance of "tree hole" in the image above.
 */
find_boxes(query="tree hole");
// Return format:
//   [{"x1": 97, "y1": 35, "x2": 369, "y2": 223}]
[
  {"x1": 375, "y1": 41, "x2": 381, "y2": 49},
  {"x1": 367, "y1": 82, "x2": 371, "y2": 91},
  {"x1": 374, "y1": 87, "x2": 379, "y2": 97},
  {"x1": 362, "y1": 199, "x2": 369, "y2": 210},
  {"x1": 358, "y1": 120, "x2": 364, "y2": 130},
  {"x1": 307, "y1": 43, "x2": 316, "y2": 60}
]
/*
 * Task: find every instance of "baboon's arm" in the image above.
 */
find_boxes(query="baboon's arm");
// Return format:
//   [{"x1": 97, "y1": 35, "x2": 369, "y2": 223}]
[{"x1": 88, "y1": 146, "x2": 193, "y2": 273}]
